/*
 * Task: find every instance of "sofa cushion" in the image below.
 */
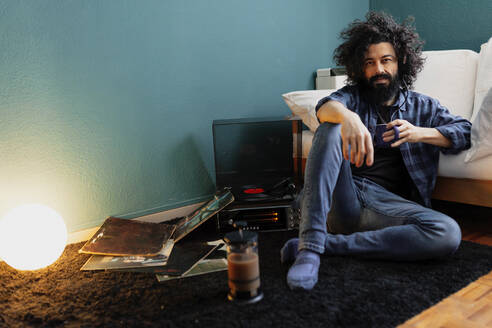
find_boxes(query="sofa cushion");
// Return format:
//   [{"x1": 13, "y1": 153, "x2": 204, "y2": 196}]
[
  {"x1": 438, "y1": 149, "x2": 492, "y2": 180},
  {"x1": 413, "y1": 50, "x2": 478, "y2": 120}
]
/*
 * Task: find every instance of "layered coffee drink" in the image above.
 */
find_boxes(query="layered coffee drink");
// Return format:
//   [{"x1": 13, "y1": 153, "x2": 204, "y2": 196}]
[
  {"x1": 228, "y1": 252, "x2": 260, "y2": 294},
  {"x1": 224, "y1": 229, "x2": 263, "y2": 304}
]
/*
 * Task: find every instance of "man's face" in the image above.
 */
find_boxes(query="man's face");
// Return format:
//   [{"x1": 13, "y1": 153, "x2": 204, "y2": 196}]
[
  {"x1": 361, "y1": 42, "x2": 400, "y2": 104},
  {"x1": 363, "y1": 42, "x2": 398, "y2": 86}
]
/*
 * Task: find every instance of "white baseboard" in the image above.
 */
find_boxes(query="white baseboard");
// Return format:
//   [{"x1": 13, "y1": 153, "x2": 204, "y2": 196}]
[{"x1": 66, "y1": 201, "x2": 205, "y2": 245}]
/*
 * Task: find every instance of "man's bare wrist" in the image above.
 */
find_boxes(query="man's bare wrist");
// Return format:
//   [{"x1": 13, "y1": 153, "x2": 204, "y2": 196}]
[
  {"x1": 419, "y1": 127, "x2": 452, "y2": 147},
  {"x1": 342, "y1": 110, "x2": 358, "y2": 123}
]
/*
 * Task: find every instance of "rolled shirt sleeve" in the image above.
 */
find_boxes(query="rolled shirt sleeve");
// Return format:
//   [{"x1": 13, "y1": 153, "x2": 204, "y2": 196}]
[{"x1": 431, "y1": 100, "x2": 472, "y2": 154}]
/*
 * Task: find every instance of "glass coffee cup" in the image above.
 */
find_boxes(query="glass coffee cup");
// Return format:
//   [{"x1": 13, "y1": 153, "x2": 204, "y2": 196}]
[{"x1": 224, "y1": 230, "x2": 263, "y2": 304}]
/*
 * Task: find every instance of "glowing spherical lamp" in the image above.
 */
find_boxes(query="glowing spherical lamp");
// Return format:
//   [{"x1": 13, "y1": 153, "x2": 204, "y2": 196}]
[{"x1": 0, "y1": 204, "x2": 67, "y2": 271}]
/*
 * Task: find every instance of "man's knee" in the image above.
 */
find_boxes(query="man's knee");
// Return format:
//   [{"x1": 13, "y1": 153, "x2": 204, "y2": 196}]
[
  {"x1": 433, "y1": 216, "x2": 462, "y2": 257},
  {"x1": 311, "y1": 123, "x2": 343, "y2": 153}
]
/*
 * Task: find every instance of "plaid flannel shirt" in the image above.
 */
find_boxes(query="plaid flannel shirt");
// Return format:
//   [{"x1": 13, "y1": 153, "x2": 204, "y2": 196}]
[{"x1": 315, "y1": 85, "x2": 471, "y2": 207}]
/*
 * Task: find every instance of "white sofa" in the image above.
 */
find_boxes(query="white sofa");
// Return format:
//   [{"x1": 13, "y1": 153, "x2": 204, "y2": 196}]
[{"x1": 283, "y1": 37, "x2": 492, "y2": 207}]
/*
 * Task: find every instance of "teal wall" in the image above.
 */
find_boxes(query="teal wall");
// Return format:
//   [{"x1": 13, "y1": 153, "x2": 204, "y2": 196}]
[
  {"x1": 0, "y1": 0, "x2": 368, "y2": 232},
  {"x1": 370, "y1": 0, "x2": 492, "y2": 52}
]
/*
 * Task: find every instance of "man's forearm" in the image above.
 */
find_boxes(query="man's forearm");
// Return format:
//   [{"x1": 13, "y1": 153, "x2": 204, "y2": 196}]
[
  {"x1": 417, "y1": 127, "x2": 452, "y2": 148},
  {"x1": 317, "y1": 100, "x2": 356, "y2": 124},
  {"x1": 386, "y1": 119, "x2": 454, "y2": 149}
]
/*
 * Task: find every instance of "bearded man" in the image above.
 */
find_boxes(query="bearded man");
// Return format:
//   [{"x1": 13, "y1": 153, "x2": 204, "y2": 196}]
[{"x1": 281, "y1": 12, "x2": 472, "y2": 290}]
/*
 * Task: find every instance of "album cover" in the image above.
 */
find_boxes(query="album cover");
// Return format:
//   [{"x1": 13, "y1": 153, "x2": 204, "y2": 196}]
[
  {"x1": 80, "y1": 239, "x2": 175, "y2": 271},
  {"x1": 156, "y1": 240, "x2": 227, "y2": 281},
  {"x1": 155, "y1": 258, "x2": 227, "y2": 282},
  {"x1": 172, "y1": 188, "x2": 234, "y2": 242},
  {"x1": 156, "y1": 240, "x2": 221, "y2": 276},
  {"x1": 109, "y1": 241, "x2": 226, "y2": 274},
  {"x1": 79, "y1": 217, "x2": 176, "y2": 256}
]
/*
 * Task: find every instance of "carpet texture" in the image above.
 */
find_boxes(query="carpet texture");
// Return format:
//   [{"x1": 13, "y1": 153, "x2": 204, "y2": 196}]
[{"x1": 1, "y1": 230, "x2": 492, "y2": 328}]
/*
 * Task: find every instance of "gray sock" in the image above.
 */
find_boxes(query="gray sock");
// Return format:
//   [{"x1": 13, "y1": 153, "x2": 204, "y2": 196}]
[{"x1": 286, "y1": 250, "x2": 320, "y2": 290}]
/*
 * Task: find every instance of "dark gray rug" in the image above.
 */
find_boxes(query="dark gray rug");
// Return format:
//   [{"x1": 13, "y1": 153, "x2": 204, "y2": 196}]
[{"x1": 1, "y1": 229, "x2": 492, "y2": 328}]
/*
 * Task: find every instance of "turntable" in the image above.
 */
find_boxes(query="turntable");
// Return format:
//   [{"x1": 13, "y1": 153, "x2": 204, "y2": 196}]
[{"x1": 212, "y1": 117, "x2": 302, "y2": 231}]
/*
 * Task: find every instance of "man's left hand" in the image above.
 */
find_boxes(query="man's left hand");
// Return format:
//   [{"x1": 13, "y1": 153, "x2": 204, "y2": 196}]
[
  {"x1": 384, "y1": 119, "x2": 423, "y2": 147},
  {"x1": 384, "y1": 119, "x2": 452, "y2": 148}
]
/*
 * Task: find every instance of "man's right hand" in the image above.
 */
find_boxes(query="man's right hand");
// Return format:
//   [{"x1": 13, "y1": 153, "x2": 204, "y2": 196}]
[
  {"x1": 340, "y1": 111, "x2": 374, "y2": 167},
  {"x1": 317, "y1": 100, "x2": 374, "y2": 167}
]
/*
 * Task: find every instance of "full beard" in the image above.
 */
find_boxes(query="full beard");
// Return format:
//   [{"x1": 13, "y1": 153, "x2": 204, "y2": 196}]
[{"x1": 360, "y1": 73, "x2": 400, "y2": 105}]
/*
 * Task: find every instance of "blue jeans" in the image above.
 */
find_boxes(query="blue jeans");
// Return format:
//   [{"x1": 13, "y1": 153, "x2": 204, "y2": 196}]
[{"x1": 298, "y1": 123, "x2": 461, "y2": 260}]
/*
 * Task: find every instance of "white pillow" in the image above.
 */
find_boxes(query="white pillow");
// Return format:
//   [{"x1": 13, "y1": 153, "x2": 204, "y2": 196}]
[
  {"x1": 465, "y1": 87, "x2": 492, "y2": 162},
  {"x1": 282, "y1": 89, "x2": 335, "y2": 132},
  {"x1": 471, "y1": 37, "x2": 492, "y2": 123}
]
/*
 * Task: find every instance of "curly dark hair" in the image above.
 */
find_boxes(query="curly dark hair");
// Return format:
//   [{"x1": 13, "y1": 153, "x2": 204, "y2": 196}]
[{"x1": 334, "y1": 11, "x2": 425, "y2": 90}]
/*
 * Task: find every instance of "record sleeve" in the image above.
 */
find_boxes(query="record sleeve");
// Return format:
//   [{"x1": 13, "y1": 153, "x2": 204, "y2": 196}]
[
  {"x1": 155, "y1": 258, "x2": 227, "y2": 282},
  {"x1": 79, "y1": 217, "x2": 176, "y2": 256},
  {"x1": 155, "y1": 240, "x2": 221, "y2": 276},
  {"x1": 107, "y1": 240, "x2": 226, "y2": 274},
  {"x1": 80, "y1": 239, "x2": 174, "y2": 271},
  {"x1": 172, "y1": 188, "x2": 234, "y2": 242},
  {"x1": 156, "y1": 240, "x2": 227, "y2": 281}
]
